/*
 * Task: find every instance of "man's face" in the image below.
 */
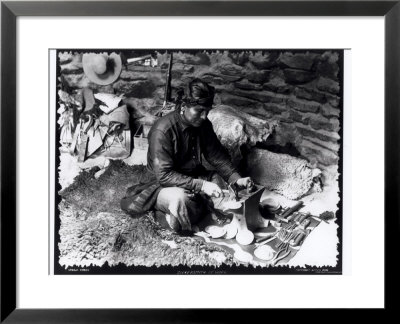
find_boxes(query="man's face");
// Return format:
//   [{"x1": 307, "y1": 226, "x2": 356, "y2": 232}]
[{"x1": 182, "y1": 104, "x2": 212, "y2": 127}]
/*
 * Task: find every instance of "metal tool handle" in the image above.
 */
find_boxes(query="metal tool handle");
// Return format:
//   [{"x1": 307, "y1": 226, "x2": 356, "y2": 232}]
[
  {"x1": 271, "y1": 250, "x2": 291, "y2": 266},
  {"x1": 255, "y1": 232, "x2": 277, "y2": 243},
  {"x1": 300, "y1": 219, "x2": 311, "y2": 230},
  {"x1": 293, "y1": 232, "x2": 306, "y2": 246},
  {"x1": 296, "y1": 212, "x2": 310, "y2": 225},
  {"x1": 281, "y1": 201, "x2": 304, "y2": 218}
]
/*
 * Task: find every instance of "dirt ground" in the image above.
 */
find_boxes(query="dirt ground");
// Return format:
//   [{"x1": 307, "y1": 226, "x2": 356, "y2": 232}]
[
  {"x1": 57, "y1": 153, "x2": 339, "y2": 270},
  {"x1": 58, "y1": 160, "x2": 238, "y2": 269}
]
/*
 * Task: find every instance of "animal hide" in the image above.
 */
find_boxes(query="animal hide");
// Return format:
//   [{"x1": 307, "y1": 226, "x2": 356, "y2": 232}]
[
  {"x1": 245, "y1": 148, "x2": 322, "y2": 200},
  {"x1": 208, "y1": 105, "x2": 276, "y2": 163}
]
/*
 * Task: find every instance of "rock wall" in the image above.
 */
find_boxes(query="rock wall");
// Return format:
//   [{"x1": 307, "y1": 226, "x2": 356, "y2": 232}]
[{"x1": 59, "y1": 50, "x2": 341, "y2": 168}]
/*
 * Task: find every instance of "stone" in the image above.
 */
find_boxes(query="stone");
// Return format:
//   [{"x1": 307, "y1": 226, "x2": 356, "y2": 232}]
[
  {"x1": 246, "y1": 70, "x2": 271, "y2": 83},
  {"x1": 288, "y1": 98, "x2": 320, "y2": 113},
  {"x1": 171, "y1": 62, "x2": 195, "y2": 73},
  {"x1": 219, "y1": 74, "x2": 243, "y2": 82},
  {"x1": 125, "y1": 65, "x2": 161, "y2": 73},
  {"x1": 200, "y1": 74, "x2": 226, "y2": 85},
  {"x1": 171, "y1": 70, "x2": 184, "y2": 79},
  {"x1": 317, "y1": 77, "x2": 340, "y2": 94},
  {"x1": 279, "y1": 111, "x2": 293, "y2": 123},
  {"x1": 187, "y1": 52, "x2": 211, "y2": 66},
  {"x1": 234, "y1": 89, "x2": 287, "y2": 104},
  {"x1": 152, "y1": 86, "x2": 168, "y2": 104},
  {"x1": 208, "y1": 105, "x2": 275, "y2": 163},
  {"x1": 294, "y1": 87, "x2": 327, "y2": 104},
  {"x1": 326, "y1": 94, "x2": 340, "y2": 108},
  {"x1": 228, "y1": 51, "x2": 250, "y2": 66},
  {"x1": 243, "y1": 106, "x2": 274, "y2": 119},
  {"x1": 217, "y1": 63, "x2": 244, "y2": 77},
  {"x1": 170, "y1": 78, "x2": 186, "y2": 89},
  {"x1": 263, "y1": 103, "x2": 286, "y2": 114},
  {"x1": 219, "y1": 93, "x2": 258, "y2": 107},
  {"x1": 316, "y1": 60, "x2": 339, "y2": 80},
  {"x1": 245, "y1": 148, "x2": 322, "y2": 200},
  {"x1": 61, "y1": 73, "x2": 90, "y2": 89},
  {"x1": 300, "y1": 141, "x2": 339, "y2": 166},
  {"x1": 173, "y1": 52, "x2": 211, "y2": 65},
  {"x1": 316, "y1": 51, "x2": 340, "y2": 79},
  {"x1": 122, "y1": 97, "x2": 158, "y2": 118},
  {"x1": 271, "y1": 122, "x2": 304, "y2": 148},
  {"x1": 113, "y1": 80, "x2": 156, "y2": 98},
  {"x1": 248, "y1": 51, "x2": 279, "y2": 69},
  {"x1": 296, "y1": 125, "x2": 340, "y2": 144},
  {"x1": 119, "y1": 70, "x2": 147, "y2": 81},
  {"x1": 320, "y1": 103, "x2": 341, "y2": 118},
  {"x1": 309, "y1": 115, "x2": 340, "y2": 132},
  {"x1": 289, "y1": 110, "x2": 308, "y2": 124},
  {"x1": 119, "y1": 70, "x2": 164, "y2": 86},
  {"x1": 283, "y1": 69, "x2": 317, "y2": 84},
  {"x1": 302, "y1": 137, "x2": 340, "y2": 153},
  {"x1": 59, "y1": 52, "x2": 74, "y2": 64},
  {"x1": 263, "y1": 76, "x2": 292, "y2": 94},
  {"x1": 96, "y1": 85, "x2": 115, "y2": 94},
  {"x1": 60, "y1": 53, "x2": 83, "y2": 74},
  {"x1": 321, "y1": 51, "x2": 339, "y2": 64},
  {"x1": 221, "y1": 102, "x2": 270, "y2": 119},
  {"x1": 279, "y1": 52, "x2": 316, "y2": 71},
  {"x1": 234, "y1": 80, "x2": 262, "y2": 91}
]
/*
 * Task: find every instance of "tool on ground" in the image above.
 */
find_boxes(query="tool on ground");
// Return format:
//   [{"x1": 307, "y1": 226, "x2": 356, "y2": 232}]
[
  {"x1": 280, "y1": 201, "x2": 304, "y2": 218},
  {"x1": 311, "y1": 215, "x2": 329, "y2": 224},
  {"x1": 276, "y1": 232, "x2": 295, "y2": 249},
  {"x1": 275, "y1": 201, "x2": 303, "y2": 223},
  {"x1": 286, "y1": 212, "x2": 297, "y2": 222},
  {"x1": 296, "y1": 212, "x2": 310, "y2": 225},
  {"x1": 299, "y1": 218, "x2": 311, "y2": 230},
  {"x1": 255, "y1": 231, "x2": 278, "y2": 243},
  {"x1": 291, "y1": 212, "x2": 301, "y2": 223},
  {"x1": 270, "y1": 244, "x2": 291, "y2": 266},
  {"x1": 228, "y1": 183, "x2": 239, "y2": 201},
  {"x1": 255, "y1": 233, "x2": 278, "y2": 247},
  {"x1": 283, "y1": 222, "x2": 297, "y2": 231},
  {"x1": 311, "y1": 211, "x2": 335, "y2": 224},
  {"x1": 290, "y1": 232, "x2": 306, "y2": 247}
]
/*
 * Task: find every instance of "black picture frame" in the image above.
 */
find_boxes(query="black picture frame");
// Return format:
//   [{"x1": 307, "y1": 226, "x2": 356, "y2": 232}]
[{"x1": 1, "y1": 0, "x2": 397, "y2": 322}]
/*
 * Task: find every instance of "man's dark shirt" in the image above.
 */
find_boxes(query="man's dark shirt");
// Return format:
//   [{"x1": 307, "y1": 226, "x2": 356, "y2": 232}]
[{"x1": 147, "y1": 110, "x2": 241, "y2": 192}]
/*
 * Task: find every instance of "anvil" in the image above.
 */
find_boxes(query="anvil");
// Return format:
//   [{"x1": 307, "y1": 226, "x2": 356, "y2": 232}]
[{"x1": 221, "y1": 184, "x2": 269, "y2": 245}]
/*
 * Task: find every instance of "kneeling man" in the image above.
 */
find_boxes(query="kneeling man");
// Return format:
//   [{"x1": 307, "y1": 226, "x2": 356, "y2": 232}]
[{"x1": 122, "y1": 79, "x2": 252, "y2": 232}]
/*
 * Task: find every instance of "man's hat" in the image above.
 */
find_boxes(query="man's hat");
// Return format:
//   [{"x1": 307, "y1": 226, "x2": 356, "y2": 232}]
[{"x1": 82, "y1": 52, "x2": 122, "y2": 85}]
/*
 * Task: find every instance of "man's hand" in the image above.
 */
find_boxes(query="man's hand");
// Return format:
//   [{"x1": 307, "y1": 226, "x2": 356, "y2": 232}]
[
  {"x1": 201, "y1": 181, "x2": 223, "y2": 198},
  {"x1": 235, "y1": 177, "x2": 254, "y2": 189}
]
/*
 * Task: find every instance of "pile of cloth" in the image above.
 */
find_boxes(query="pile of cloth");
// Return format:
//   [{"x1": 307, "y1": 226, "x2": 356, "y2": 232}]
[{"x1": 58, "y1": 87, "x2": 131, "y2": 161}]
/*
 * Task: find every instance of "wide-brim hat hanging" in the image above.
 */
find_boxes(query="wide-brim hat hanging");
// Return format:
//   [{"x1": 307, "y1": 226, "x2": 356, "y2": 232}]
[{"x1": 82, "y1": 52, "x2": 122, "y2": 85}]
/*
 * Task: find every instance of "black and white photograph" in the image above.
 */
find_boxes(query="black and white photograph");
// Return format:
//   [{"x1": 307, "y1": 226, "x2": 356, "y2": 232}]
[{"x1": 53, "y1": 49, "x2": 343, "y2": 274}]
